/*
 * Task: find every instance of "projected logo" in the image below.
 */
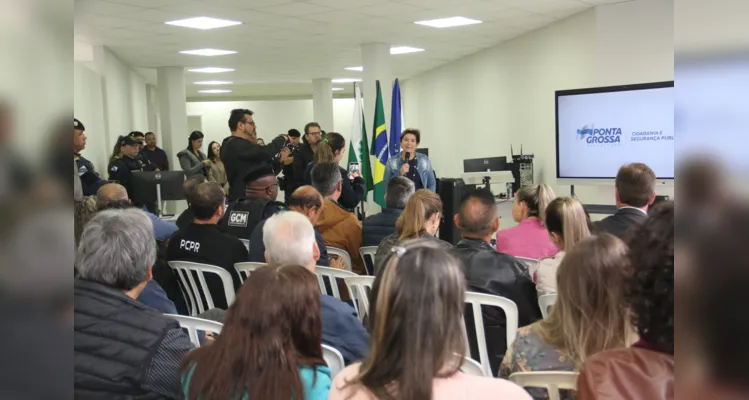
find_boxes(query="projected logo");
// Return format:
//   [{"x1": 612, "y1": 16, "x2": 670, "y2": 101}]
[{"x1": 576, "y1": 124, "x2": 622, "y2": 145}]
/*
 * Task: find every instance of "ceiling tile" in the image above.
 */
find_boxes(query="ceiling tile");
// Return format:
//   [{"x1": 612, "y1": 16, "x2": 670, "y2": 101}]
[
  {"x1": 207, "y1": 0, "x2": 297, "y2": 8},
  {"x1": 257, "y1": 2, "x2": 334, "y2": 17},
  {"x1": 307, "y1": 0, "x2": 385, "y2": 10},
  {"x1": 118, "y1": 8, "x2": 193, "y2": 23},
  {"x1": 75, "y1": 0, "x2": 147, "y2": 15},
  {"x1": 356, "y1": 2, "x2": 427, "y2": 17},
  {"x1": 108, "y1": 0, "x2": 186, "y2": 7}
]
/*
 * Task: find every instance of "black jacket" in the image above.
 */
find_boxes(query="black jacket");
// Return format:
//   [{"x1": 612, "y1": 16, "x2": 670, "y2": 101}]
[
  {"x1": 593, "y1": 207, "x2": 648, "y2": 239},
  {"x1": 248, "y1": 213, "x2": 331, "y2": 267},
  {"x1": 108, "y1": 155, "x2": 144, "y2": 200},
  {"x1": 218, "y1": 198, "x2": 285, "y2": 240},
  {"x1": 362, "y1": 208, "x2": 402, "y2": 247},
  {"x1": 166, "y1": 224, "x2": 248, "y2": 309},
  {"x1": 221, "y1": 135, "x2": 287, "y2": 201},
  {"x1": 74, "y1": 279, "x2": 189, "y2": 399},
  {"x1": 451, "y1": 238, "x2": 542, "y2": 375},
  {"x1": 304, "y1": 163, "x2": 365, "y2": 211},
  {"x1": 291, "y1": 143, "x2": 315, "y2": 194},
  {"x1": 75, "y1": 153, "x2": 107, "y2": 196}
]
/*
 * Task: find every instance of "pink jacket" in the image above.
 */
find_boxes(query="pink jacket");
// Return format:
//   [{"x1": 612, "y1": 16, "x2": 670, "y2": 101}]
[{"x1": 496, "y1": 218, "x2": 559, "y2": 260}]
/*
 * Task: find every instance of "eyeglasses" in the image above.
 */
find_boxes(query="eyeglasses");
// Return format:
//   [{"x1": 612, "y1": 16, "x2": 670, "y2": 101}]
[{"x1": 243, "y1": 120, "x2": 256, "y2": 126}]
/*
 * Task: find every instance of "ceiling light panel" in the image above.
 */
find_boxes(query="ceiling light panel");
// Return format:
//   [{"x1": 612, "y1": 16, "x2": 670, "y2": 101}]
[
  {"x1": 332, "y1": 87, "x2": 344, "y2": 91},
  {"x1": 194, "y1": 81, "x2": 233, "y2": 85},
  {"x1": 344, "y1": 66, "x2": 363, "y2": 71},
  {"x1": 188, "y1": 67, "x2": 235, "y2": 73},
  {"x1": 180, "y1": 49, "x2": 237, "y2": 56},
  {"x1": 390, "y1": 46, "x2": 425, "y2": 55},
  {"x1": 198, "y1": 89, "x2": 232, "y2": 94},
  {"x1": 165, "y1": 17, "x2": 242, "y2": 30},
  {"x1": 414, "y1": 16, "x2": 482, "y2": 28},
  {"x1": 331, "y1": 78, "x2": 362, "y2": 83}
]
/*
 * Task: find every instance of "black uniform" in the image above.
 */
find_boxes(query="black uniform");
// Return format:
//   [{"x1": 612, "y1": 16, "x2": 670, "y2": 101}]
[
  {"x1": 291, "y1": 143, "x2": 315, "y2": 194},
  {"x1": 75, "y1": 153, "x2": 107, "y2": 196},
  {"x1": 218, "y1": 198, "x2": 285, "y2": 240},
  {"x1": 166, "y1": 224, "x2": 248, "y2": 309},
  {"x1": 108, "y1": 155, "x2": 144, "y2": 200},
  {"x1": 221, "y1": 135, "x2": 287, "y2": 202}
]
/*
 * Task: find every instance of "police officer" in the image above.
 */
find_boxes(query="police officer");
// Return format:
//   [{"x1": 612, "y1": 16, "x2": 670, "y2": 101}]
[
  {"x1": 219, "y1": 165, "x2": 285, "y2": 240},
  {"x1": 74, "y1": 118, "x2": 107, "y2": 196},
  {"x1": 108, "y1": 135, "x2": 144, "y2": 200},
  {"x1": 129, "y1": 131, "x2": 157, "y2": 171}
]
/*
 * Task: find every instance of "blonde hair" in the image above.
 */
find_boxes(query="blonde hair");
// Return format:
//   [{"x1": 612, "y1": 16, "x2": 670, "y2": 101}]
[
  {"x1": 516, "y1": 184, "x2": 556, "y2": 222},
  {"x1": 535, "y1": 234, "x2": 634, "y2": 367},
  {"x1": 313, "y1": 132, "x2": 345, "y2": 164},
  {"x1": 396, "y1": 190, "x2": 442, "y2": 241},
  {"x1": 544, "y1": 197, "x2": 590, "y2": 252}
]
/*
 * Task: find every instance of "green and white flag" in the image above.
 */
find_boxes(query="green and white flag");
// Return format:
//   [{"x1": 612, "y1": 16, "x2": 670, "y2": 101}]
[{"x1": 348, "y1": 83, "x2": 373, "y2": 198}]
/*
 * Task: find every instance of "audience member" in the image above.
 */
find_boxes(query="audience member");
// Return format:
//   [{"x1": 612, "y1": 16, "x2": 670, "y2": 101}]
[
  {"x1": 181, "y1": 264, "x2": 332, "y2": 400},
  {"x1": 329, "y1": 240, "x2": 531, "y2": 400},
  {"x1": 221, "y1": 109, "x2": 289, "y2": 201},
  {"x1": 129, "y1": 131, "x2": 156, "y2": 171},
  {"x1": 175, "y1": 175, "x2": 206, "y2": 230},
  {"x1": 282, "y1": 128, "x2": 302, "y2": 200},
  {"x1": 496, "y1": 184, "x2": 558, "y2": 259},
  {"x1": 75, "y1": 209, "x2": 193, "y2": 399},
  {"x1": 96, "y1": 183, "x2": 178, "y2": 241},
  {"x1": 167, "y1": 182, "x2": 248, "y2": 309},
  {"x1": 593, "y1": 162, "x2": 656, "y2": 238},
  {"x1": 578, "y1": 202, "x2": 674, "y2": 400},
  {"x1": 141, "y1": 131, "x2": 169, "y2": 171},
  {"x1": 374, "y1": 189, "x2": 450, "y2": 271},
  {"x1": 248, "y1": 186, "x2": 330, "y2": 267},
  {"x1": 303, "y1": 132, "x2": 365, "y2": 210},
  {"x1": 501, "y1": 234, "x2": 634, "y2": 399},
  {"x1": 205, "y1": 141, "x2": 229, "y2": 195},
  {"x1": 292, "y1": 122, "x2": 322, "y2": 194},
  {"x1": 452, "y1": 188, "x2": 542, "y2": 375},
  {"x1": 219, "y1": 164, "x2": 285, "y2": 240},
  {"x1": 312, "y1": 162, "x2": 365, "y2": 274},
  {"x1": 535, "y1": 197, "x2": 591, "y2": 296},
  {"x1": 73, "y1": 118, "x2": 107, "y2": 196},
  {"x1": 362, "y1": 176, "x2": 414, "y2": 247},
  {"x1": 177, "y1": 130, "x2": 210, "y2": 178},
  {"x1": 108, "y1": 135, "x2": 145, "y2": 200}
]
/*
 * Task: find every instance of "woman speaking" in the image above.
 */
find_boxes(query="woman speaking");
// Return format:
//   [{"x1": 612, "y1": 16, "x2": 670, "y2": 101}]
[{"x1": 384, "y1": 128, "x2": 436, "y2": 192}]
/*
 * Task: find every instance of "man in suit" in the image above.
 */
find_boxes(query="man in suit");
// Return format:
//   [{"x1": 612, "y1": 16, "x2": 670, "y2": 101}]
[
  {"x1": 362, "y1": 176, "x2": 414, "y2": 247},
  {"x1": 594, "y1": 162, "x2": 656, "y2": 239}
]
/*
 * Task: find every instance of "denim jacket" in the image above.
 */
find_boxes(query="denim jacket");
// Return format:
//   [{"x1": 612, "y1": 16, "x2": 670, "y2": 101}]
[{"x1": 384, "y1": 152, "x2": 436, "y2": 192}]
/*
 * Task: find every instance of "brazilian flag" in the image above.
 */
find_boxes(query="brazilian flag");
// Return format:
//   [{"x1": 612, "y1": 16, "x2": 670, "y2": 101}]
[{"x1": 370, "y1": 81, "x2": 389, "y2": 208}]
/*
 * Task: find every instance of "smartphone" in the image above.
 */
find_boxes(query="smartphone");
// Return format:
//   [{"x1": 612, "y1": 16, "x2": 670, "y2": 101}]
[{"x1": 348, "y1": 162, "x2": 360, "y2": 175}]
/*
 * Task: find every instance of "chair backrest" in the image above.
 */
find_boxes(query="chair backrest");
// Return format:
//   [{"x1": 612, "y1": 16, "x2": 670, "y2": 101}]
[
  {"x1": 240, "y1": 239, "x2": 250, "y2": 252},
  {"x1": 359, "y1": 246, "x2": 378, "y2": 276},
  {"x1": 515, "y1": 256, "x2": 540, "y2": 277},
  {"x1": 343, "y1": 276, "x2": 375, "y2": 322},
  {"x1": 315, "y1": 266, "x2": 359, "y2": 299},
  {"x1": 234, "y1": 262, "x2": 267, "y2": 284},
  {"x1": 509, "y1": 371, "x2": 579, "y2": 400},
  {"x1": 322, "y1": 344, "x2": 346, "y2": 378},
  {"x1": 460, "y1": 356, "x2": 488, "y2": 377},
  {"x1": 168, "y1": 261, "x2": 236, "y2": 316},
  {"x1": 165, "y1": 314, "x2": 224, "y2": 347},
  {"x1": 539, "y1": 293, "x2": 558, "y2": 319},
  {"x1": 327, "y1": 247, "x2": 353, "y2": 272},
  {"x1": 463, "y1": 291, "x2": 519, "y2": 377}
]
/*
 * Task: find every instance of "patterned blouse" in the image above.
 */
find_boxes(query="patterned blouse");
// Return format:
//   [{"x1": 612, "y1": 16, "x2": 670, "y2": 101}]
[{"x1": 500, "y1": 323, "x2": 577, "y2": 400}]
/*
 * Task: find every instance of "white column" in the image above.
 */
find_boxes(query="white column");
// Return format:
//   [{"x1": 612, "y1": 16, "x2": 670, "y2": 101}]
[
  {"x1": 156, "y1": 67, "x2": 187, "y2": 171},
  {"x1": 312, "y1": 78, "x2": 334, "y2": 132},
  {"x1": 362, "y1": 42, "x2": 392, "y2": 128}
]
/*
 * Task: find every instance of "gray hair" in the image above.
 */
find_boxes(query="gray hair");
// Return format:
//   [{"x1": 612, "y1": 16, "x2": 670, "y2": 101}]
[
  {"x1": 96, "y1": 183, "x2": 129, "y2": 209},
  {"x1": 311, "y1": 162, "x2": 342, "y2": 197},
  {"x1": 263, "y1": 211, "x2": 316, "y2": 266},
  {"x1": 76, "y1": 208, "x2": 156, "y2": 290},
  {"x1": 385, "y1": 176, "x2": 415, "y2": 209}
]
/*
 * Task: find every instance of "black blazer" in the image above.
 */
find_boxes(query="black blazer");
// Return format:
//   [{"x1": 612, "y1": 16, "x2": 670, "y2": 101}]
[{"x1": 593, "y1": 207, "x2": 648, "y2": 239}]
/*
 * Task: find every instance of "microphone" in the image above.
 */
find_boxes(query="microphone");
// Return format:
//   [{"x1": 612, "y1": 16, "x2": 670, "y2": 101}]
[{"x1": 404, "y1": 151, "x2": 411, "y2": 160}]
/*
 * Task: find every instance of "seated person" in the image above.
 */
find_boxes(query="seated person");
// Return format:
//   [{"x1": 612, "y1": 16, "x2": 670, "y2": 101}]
[
  {"x1": 593, "y1": 162, "x2": 656, "y2": 239},
  {"x1": 374, "y1": 189, "x2": 451, "y2": 272},
  {"x1": 218, "y1": 165, "x2": 284, "y2": 240},
  {"x1": 495, "y1": 184, "x2": 558, "y2": 260},
  {"x1": 75, "y1": 209, "x2": 193, "y2": 399},
  {"x1": 311, "y1": 162, "x2": 365, "y2": 274},
  {"x1": 501, "y1": 234, "x2": 634, "y2": 399},
  {"x1": 535, "y1": 197, "x2": 591, "y2": 296},
  {"x1": 577, "y1": 202, "x2": 674, "y2": 400},
  {"x1": 167, "y1": 182, "x2": 248, "y2": 309},
  {"x1": 176, "y1": 175, "x2": 206, "y2": 230},
  {"x1": 96, "y1": 183, "x2": 178, "y2": 241},
  {"x1": 362, "y1": 176, "x2": 414, "y2": 247},
  {"x1": 329, "y1": 240, "x2": 530, "y2": 400},
  {"x1": 452, "y1": 188, "x2": 542, "y2": 375},
  {"x1": 248, "y1": 185, "x2": 330, "y2": 267},
  {"x1": 181, "y1": 264, "x2": 332, "y2": 400}
]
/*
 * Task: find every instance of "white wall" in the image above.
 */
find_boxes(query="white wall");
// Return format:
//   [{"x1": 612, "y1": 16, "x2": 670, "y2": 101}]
[{"x1": 401, "y1": 0, "x2": 674, "y2": 205}]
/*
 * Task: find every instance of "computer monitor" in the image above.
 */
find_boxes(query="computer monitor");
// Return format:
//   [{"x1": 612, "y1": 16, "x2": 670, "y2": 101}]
[
  {"x1": 131, "y1": 171, "x2": 185, "y2": 205},
  {"x1": 416, "y1": 148, "x2": 429, "y2": 157},
  {"x1": 463, "y1": 156, "x2": 507, "y2": 173}
]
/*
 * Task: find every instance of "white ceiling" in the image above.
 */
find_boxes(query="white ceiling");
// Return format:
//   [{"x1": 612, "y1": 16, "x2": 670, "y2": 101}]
[{"x1": 75, "y1": 0, "x2": 629, "y2": 99}]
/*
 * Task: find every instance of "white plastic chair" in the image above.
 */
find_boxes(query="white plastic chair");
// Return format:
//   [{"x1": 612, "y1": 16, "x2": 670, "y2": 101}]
[
  {"x1": 234, "y1": 262, "x2": 267, "y2": 284},
  {"x1": 322, "y1": 344, "x2": 345, "y2": 378},
  {"x1": 539, "y1": 293, "x2": 558, "y2": 319},
  {"x1": 359, "y1": 246, "x2": 378, "y2": 276},
  {"x1": 515, "y1": 256, "x2": 540, "y2": 277},
  {"x1": 463, "y1": 291, "x2": 519, "y2": 377},
  {"x1": 168, "y1": 261, "x2": 236, "y2": 316},
  {"x1": 327, "y1": 247, "x2": 353, "y2": 272},
  {"x1": 344, "y1": 276, "x2": 375, "y2": 321},
  {"x1": 240, "y1": 239, "x2": 250, "y2": 252},
  {"x1": 509, "y1": 371, "x2": 579, "y2": 400},
  {"x1": 314, "y1": 266, "x2": 359, "y2": 300},
  {"x1": 165, "y1": 314, "x2": 224, "y2": 347},
  {"x1": 460, "y1": 356, "x2": 488, "y2": 377}
]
